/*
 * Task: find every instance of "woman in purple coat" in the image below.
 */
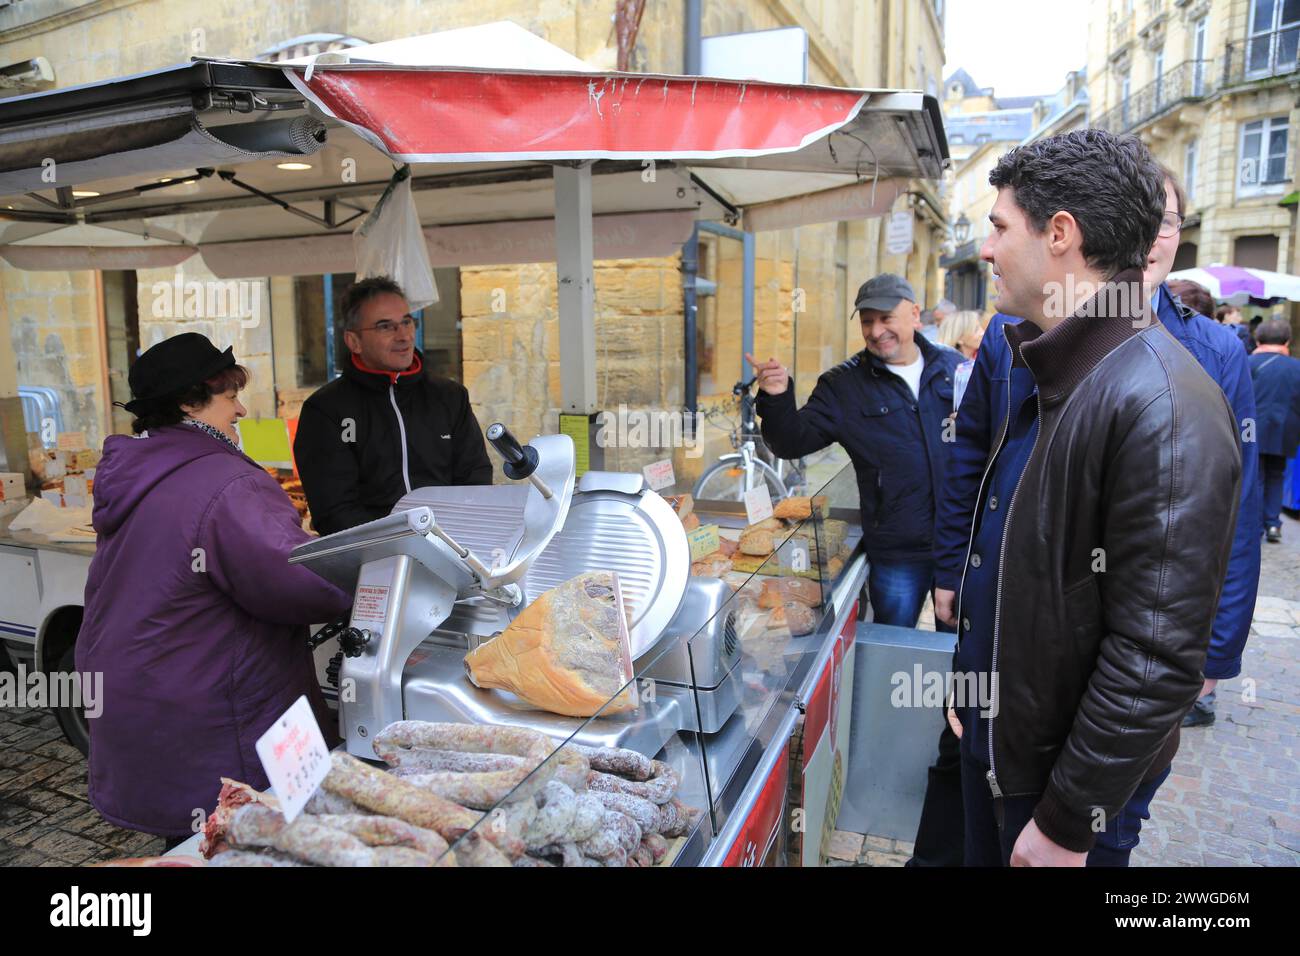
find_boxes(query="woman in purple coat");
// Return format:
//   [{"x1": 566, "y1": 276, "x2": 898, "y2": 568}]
[{"x1": 76, "y1": 333, "x2": 352, "y2": 843}]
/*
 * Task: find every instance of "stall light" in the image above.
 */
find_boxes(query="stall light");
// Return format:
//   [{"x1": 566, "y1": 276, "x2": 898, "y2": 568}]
[
  {"x1": 158, "y1": 177, "x2": 173, "y2": 183},
  {"x1": 71, "y1": 190, "x2": 100, "y2": 197},
  {"x1": 276, "y1": 162, "x2": 313, "y2": 170}
]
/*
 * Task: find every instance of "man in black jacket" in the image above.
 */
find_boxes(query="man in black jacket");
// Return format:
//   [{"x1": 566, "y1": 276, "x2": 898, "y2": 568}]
[
  {"x1": 952, "y1": 129, "x2": 1240, "y2": 866},
  {"x1": 749, "y1": 273, "x2": 963, "y2": 629},
  {"x1": 294, "y1": 276, "x2": 493, "y2": 536}
]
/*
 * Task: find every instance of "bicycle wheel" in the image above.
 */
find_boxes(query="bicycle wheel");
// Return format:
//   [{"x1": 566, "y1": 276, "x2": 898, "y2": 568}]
[{"x1": 693, "y1": 457, "x2": 789, "y2": 503}]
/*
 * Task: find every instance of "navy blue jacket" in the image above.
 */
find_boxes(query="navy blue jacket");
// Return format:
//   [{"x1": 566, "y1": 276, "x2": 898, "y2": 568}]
[
  {"x1": 934, "y1": 285, "x2": 1260, "y2": 680},
  {"x1": 1249, "y1": 350, "x2": 1300, "y2": 458},
  {"x1": 756, "y1": 335, "x2": 964, "y2": 562}
]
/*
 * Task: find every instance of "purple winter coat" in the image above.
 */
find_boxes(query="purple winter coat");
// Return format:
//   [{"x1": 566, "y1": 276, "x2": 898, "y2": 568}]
[{"x1": 76, "y1": 424, "x2": 352, "y2": 836}]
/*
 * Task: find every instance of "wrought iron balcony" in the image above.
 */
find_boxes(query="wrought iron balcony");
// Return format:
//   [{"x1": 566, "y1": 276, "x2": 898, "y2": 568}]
[
  {"x1": 1224, "y1": 26, "x2": 1299, "y2": 86},
  {"x1": 1092, "y1": 59, "x2": 1214, "y2": 135}
]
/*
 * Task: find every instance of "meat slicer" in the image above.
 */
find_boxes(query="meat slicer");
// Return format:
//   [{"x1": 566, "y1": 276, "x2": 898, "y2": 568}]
[{"x1": 290, "y1": 424, "x2": 743, "y2": 760}]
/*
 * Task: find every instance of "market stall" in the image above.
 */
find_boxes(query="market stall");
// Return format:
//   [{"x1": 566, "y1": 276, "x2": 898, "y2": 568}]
[{"x1": 0, "y1": 23, "x2": 947, "y2": 866}]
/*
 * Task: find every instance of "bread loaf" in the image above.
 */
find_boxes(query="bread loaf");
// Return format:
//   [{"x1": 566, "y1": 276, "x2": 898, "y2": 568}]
[
  {"x1": 757, "y1": 578, "x2": 822, "y2": 609},
  {"x1": 739, "y1": 527, "x2": 776, "y2": 556},
  {"x1": 772, "y1": 495, "x2": 829, "y2": 521}
]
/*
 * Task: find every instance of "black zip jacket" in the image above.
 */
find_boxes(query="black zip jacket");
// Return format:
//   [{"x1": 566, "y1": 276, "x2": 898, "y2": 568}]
[{"x1": 294, "y1": 350, "x2": 493, "y2": 536}]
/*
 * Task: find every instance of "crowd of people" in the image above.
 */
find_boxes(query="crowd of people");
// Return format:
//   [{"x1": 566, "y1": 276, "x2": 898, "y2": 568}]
[
  {"x1": 71, "y1": 125, "x2": 1294, "y2": 867},
  {"x1": 752, "y1": 128, "x2": 1295, "y2": 866}
]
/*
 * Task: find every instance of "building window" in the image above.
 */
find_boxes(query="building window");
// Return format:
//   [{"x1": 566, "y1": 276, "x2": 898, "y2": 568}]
[
  {"x1": 1192, "y1": 18, "x2": 1208, "y2": 95},
  {"x1": 1184, "y1": 138, "x2": 1198, "y2": 203},
  {"x1": 1238, "y1": 117, "x2": 1289, "y2": 196},
  {"x1": 1246, "y1": 0, "x2": 1300, "y2": 78},
  {"x1": 1120, "y1": 72, "x2": 1132, "y2": 125},
  {"x1": 1153, "y1": 49, "x2": 1165, "y2": 108}
]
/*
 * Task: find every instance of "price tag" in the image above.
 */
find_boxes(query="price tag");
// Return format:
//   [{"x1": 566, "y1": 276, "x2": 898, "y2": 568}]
[
  {"x1": 255, "y1": 695, "x2": 331, "y2": 823},
  {"x1": 687, "y1": 523, "x2": 721, "y2": 561},
  {"x1": 743, "y1": 484, "x2": 774, "y2": 524},
  {"x1": 642, "y1": 458, "x2": 675, "y2": 491},
  {"x1": 56, "y1": 431, "x2": 86, "y2": 451}
]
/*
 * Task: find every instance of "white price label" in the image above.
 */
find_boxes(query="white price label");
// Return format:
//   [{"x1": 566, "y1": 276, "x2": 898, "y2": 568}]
[
  {"x1": 254, "y1": 695, "x2": 331, "y2": 823},
  {"x1": 643, "y1": 458, "x2": 675, "y2": 491},
  {"x1": 744, "y1": 484, "x2": 774, "y2": 524}
]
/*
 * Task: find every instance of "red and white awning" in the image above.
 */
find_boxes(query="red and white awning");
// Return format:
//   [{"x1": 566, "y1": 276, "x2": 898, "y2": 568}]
[{"x1": 284, "y1": 66, "x2": 869, "y2": 164}]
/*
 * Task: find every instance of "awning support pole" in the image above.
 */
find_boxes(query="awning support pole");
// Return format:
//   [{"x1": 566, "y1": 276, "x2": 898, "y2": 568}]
[{"x1": 554, "y1": 162, "x2": 598, "y2": 416}]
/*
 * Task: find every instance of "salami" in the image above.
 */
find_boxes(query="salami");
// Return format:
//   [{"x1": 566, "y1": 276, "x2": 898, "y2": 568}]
[
  {"x1": 309, "y1": 813, "x2": 449, "y2": 858},
  {"x1": 227, "y1": 804, "x2": 433, "y2": 867},
  {"x1": 571, "y1": 744, "x2": 654, "y2": 781},
  {"x1": 587, "y1": 760, "x2": 679, "y2": 805},
  {"x1": 641, "y1": 832, "x2": 669, "y2": 864},
  {"x1": 322, "y1": 752, "x2": 530, "y2": 856},
  {"x1": 590, "y1": 789, "x2": 661, "y2": 833},
  {"x1": 383, "y1": 750, "x2": 530, "y2": 774}
]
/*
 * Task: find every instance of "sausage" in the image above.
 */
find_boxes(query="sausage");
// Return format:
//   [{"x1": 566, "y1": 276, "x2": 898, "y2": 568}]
[
  {"x1": 397, "y1": 768, "x2": 535, "y2": 810},
  {"x1": 207, "y1": 849, "x2": 306, "y2": 867},
  {"x1": 571, "y1": 744, "x2": 655, "y2": 781},
  {"x1": 642, "y1": 832, "x2": 669, "y2": 863},
  {"x1": 524, "y1": 781, "x2": 577, "y2": 850},
  {"x1": 587, "y1": 760, "x2": 679, "y2": 805},
  {"x1": 384, "y1": 751, "x2": 530, "y2": 774},
  {"x1": 304, "y1": 789, "x2": 370, "y2": 816},
  {"x1": 590, "y1": 790, "x2": 661, "y2": 834},
  {"x1": 322, "y1": 752, "x2": 526, "y2": 858},
  {"x1": 568, "y1": 793, "x2": 607, "y2": 843},
  {"x1": 228, "y1": 804, "x2": 435, "y2": 867},
  {"x1": 308, "y1": 813, "x2": 449, "y2": 858}
]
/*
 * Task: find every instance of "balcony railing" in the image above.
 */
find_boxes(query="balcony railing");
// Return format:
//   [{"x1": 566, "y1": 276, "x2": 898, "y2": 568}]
[
  {"x1": 1093, "y1": 59, "x2": 1213, "y2": 135},
  {"x1": 1224, "y1": 26, "x2": 1300, "y2": 86}
]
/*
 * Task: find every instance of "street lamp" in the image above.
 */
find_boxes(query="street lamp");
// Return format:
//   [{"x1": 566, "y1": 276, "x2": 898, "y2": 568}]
[{"x1": 953, "y1": 213, "x2": 971, "y2": 245}]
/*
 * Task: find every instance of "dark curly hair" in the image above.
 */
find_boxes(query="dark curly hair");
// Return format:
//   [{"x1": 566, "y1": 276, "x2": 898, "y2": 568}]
[
  {"x1": 340, "y1": 275, "x2": 406, "y2": 332},
  {"x1": 130, "y1": 365, "x2": 250, "y2": 435},
  {"x1": 988, "y1": 129, "x2": 1166, "y2": 277}
]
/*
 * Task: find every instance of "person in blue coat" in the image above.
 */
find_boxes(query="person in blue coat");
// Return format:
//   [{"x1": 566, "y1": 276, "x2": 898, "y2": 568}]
[
  {"x1": 910, "y1": 167, "x2": 1261, "y2": 864},
  {"x1": 750, "y1": 273, "x2": 964, "y2": 629},
  {"x1": 1249, "y1": 318, "x2": 1300, "y2": 543}
]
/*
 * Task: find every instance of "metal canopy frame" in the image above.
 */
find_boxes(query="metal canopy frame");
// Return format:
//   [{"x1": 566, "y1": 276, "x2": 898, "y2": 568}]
[{"x1": 0, "y1": 47, "x2": 948, "y2": 424}]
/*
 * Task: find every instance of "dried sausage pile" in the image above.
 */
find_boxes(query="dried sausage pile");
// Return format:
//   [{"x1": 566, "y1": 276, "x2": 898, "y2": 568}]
[{"x1": 200, "y1": 721, "x2": 697, "y2": 867}]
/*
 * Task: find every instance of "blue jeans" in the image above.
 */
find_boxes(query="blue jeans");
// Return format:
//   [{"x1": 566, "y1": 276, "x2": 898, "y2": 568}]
[
  {"x1": 868, "y1": 558, "x2": 956, "y2": 632},
  {"x1": 1260, "y1": 453, "x2": 1287, "y2": 530},
  {"x1": 960, "y1": 741, "x2": 1170, "y2": 866}
]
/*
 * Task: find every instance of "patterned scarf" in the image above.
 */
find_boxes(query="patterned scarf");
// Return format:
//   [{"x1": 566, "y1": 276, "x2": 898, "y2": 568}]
[{"x1": 182, "y1": 417, "x2": 240, "y2": 450}]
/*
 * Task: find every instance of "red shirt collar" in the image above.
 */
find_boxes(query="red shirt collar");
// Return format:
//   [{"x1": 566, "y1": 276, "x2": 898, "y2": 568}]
[{"x1": 350, "y1": 350, "x2": 423, "y2": 384}]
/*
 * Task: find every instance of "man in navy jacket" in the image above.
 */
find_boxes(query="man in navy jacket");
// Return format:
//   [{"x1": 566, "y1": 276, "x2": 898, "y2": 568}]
[
  {"x1": 751, "y1": 274, "x2": 963, "y2": 629},
  {"x1": 912, "y1": 169, "x2": 1260, "y2": 864},
  {"x1": 1249, "y1": 318, "x2": 1300, "y2": 544}
]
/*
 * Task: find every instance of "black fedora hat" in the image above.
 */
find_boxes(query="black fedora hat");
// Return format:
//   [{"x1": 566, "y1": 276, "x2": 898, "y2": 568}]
[{"x1": 122, "y1": 333, "x2": 235, "y2": 415}]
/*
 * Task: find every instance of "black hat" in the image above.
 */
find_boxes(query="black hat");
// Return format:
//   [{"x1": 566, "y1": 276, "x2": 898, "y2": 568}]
[
  {"x1": 855, "y1": 273, "x2": 916, "y2": 313},
  {"x1": 123, "y1": 333, "x2": 235, "y2": 415}
]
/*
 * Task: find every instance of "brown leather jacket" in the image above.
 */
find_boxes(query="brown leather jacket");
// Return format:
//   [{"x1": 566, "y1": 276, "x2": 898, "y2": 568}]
[{"x1": 974, "y1": 269, "x2": 1241, "y2": 852}]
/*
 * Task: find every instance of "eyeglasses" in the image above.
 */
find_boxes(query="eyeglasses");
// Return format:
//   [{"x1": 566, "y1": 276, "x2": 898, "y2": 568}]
[
  {"x1": 1157, "y1": 212, "x2": 1185, "y2": 239},
  {"x1": 355, "y1": 315, "x2": 416, "y2": 335}
]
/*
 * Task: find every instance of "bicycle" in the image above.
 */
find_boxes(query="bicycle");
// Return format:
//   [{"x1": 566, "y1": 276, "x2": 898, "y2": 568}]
[{"x1": 692, "y1": 377, "x2": 807, "y2": 503}]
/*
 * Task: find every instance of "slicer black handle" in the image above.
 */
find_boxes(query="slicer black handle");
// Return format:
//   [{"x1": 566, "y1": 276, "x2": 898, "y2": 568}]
[{"x1": 486, "y1": 422, "x2": 539, "y2": 481}]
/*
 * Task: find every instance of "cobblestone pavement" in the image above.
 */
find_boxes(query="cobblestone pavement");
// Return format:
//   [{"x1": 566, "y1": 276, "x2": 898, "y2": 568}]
[
  {"x1": 837, "y1": 513, "x2": 1300, "y2": 868},
  {"x1": 0, "y1": 706, "x2": 165, "y2": 865}
]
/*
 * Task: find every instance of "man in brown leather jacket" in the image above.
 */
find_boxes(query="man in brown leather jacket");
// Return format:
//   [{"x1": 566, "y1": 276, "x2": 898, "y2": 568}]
[{"x1": 948, "y1": 129, "x2": 1242, "y2": 866}]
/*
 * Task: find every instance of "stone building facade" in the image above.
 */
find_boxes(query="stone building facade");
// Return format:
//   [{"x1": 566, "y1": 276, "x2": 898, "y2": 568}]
[
  {"x1": 1087, "y1": 0, "x2": 1298, "y2": 291},
  {"x1": 0, "y1": 0, "x2": 948, "y2": 485}
]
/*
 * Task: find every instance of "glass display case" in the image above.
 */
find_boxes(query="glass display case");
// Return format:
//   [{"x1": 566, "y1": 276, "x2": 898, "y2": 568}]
[{"x1": 435, "y1": 453, "x2": 867, "y2": 866}]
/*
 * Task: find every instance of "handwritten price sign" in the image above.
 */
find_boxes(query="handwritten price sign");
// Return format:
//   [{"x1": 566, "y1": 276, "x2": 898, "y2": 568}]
[{"x1": 255, "y1": 695, "x2": 330, "y2": 823}]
